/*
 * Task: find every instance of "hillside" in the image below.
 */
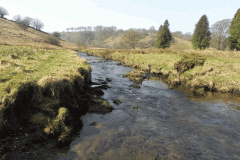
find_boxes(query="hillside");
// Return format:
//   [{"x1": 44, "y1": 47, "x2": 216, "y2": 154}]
[
  {"x1": 0, "y1": 18, "x2": 78, "y2": 50},
  {"x1": 170, "y1": 37, "x2": 192, "y2": 50}
]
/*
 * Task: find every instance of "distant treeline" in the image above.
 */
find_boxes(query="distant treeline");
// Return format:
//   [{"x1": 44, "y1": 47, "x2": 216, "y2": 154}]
[{"x1": 61, "y1": 25, "x2": 193, "y2": 49}]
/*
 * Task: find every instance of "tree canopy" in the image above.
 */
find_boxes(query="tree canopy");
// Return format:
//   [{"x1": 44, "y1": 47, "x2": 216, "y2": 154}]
[
  {"x1": 228, "y1": 8, "x2": 240, "y2": 50},
  {"x1": 0, "y1": 6, "x2": 9, "y2": 18},
  {"x1": 192, "y1": 15, "x2": 211, "y2": 49},
  {"x1": 155, "y1": 20, "x2": 172, "y2": 49},
  {"x1": 210, "y1": 19, "x2": 231, "y2": 50},
  {"x1": 122, "y1": 28, "x2": 141, "y2": 49}
]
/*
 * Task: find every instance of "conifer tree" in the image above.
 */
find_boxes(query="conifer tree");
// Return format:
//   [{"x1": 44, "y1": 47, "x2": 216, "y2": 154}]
[
  {"x1": 228, "y1": 8, "x2": 240, "y2": 50},
  {"x1": 155, "y1": 20, "x2": 172, "y2": 48},
  {"x1": 157, "y1": 25, "x2": 163, "y2": 35},
  {"x1": 155, "y1": 25, "x2": 162, "y2": 48},
  {"x1": 192, "y1": 15, "x2": 211, "y2": 49}
]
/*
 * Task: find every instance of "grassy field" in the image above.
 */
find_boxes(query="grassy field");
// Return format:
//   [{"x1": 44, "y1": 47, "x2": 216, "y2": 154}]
[{"x1": 81, "y1": 38, "x2": 240, "y2": 95}]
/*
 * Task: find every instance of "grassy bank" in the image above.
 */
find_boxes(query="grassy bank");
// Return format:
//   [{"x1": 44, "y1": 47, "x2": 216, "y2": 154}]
[
  {"x1": 0, "y1": 45, "x2": 93, "y2": 146},
  {"x1": 81, "y1": 46, "x2": 240, "y2": 95},
  {"x1": 0, "y1": 18, "x2": 115, "y2": 158}
]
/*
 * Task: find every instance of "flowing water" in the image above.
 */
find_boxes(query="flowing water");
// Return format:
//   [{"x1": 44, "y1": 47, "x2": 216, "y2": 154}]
[{"x1": 58, "y1": 52, "x2": 240, "y2": 160}]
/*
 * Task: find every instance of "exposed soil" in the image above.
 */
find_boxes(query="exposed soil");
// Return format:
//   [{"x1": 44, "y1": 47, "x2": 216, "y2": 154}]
[{"x1": 1, "y1": 128, "x2": 60, "y2": 160}]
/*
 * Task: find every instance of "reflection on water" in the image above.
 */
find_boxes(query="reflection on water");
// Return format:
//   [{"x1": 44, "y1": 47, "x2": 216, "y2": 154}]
[{"x1": 59, "y1": 53, "x2": 240, "y2": 160}]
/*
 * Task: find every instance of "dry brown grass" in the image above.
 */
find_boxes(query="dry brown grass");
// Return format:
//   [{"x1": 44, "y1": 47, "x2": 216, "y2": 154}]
[
  {"x1": 0, "y1": 18, "x2": 79, "y2": 50},
  {"x1": 103, "y1": 34, "x2": 124, "y2": 47}
]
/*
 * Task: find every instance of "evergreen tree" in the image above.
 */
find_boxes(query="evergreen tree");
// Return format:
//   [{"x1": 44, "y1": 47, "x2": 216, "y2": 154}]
[
  {"x1": 192, "y1": 15, "x2": 211, "y2": 49},
  {"x1": 155, "y1": 25, "x2": 162, "y2": 48},
  {"x1": 157, "y1": 25, "x2": 163, "y2": 35},
  {"x1": 155, "y1": 20, "x2": 172, "y2": 48},
  {"x1": 228, "y1": 8, "x2": 240, "y2": 50}
]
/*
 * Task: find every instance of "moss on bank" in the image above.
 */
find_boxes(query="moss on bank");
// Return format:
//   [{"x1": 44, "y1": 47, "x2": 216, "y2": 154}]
[{"x1": 81, "y1": 48, "x2": 240, "y2": 95}]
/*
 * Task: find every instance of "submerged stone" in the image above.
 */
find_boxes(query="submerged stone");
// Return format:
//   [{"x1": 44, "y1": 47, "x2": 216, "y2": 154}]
[
  {"x1": 106, "y1": 78, "x2": 112, "y2": 82},
  {"x1": 113, "y1": 99, "x2": 122, "y2": 104}
]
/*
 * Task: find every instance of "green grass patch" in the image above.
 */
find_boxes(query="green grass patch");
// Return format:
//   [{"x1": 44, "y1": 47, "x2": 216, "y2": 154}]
[{"x1": 0, "y1": 45, "x2": 90, "y2": 97}]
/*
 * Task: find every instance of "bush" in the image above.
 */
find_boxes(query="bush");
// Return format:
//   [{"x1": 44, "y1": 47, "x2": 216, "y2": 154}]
[
  {"x1": 174, "y1": 53, "x2": 206, "y2": 75},
  {"x1": 52, "y1": 31, "x2": 61, "y2": 38},
  {"x1": 46, "y1": 35, "x2": 60, "y2": 46}
]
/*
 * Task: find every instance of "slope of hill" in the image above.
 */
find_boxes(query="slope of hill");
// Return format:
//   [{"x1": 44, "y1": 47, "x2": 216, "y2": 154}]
[
  {"x1": 103, "y1": 34, "x2": 124, "y2": 48},
  {"x1": 102, "y1": 34, "x2": 191, "y2": 49},
  {"x1": 0, "y1": 18, "x2": 78, "y2": 50},
  {"x1": 170, "y1": 37, "x2": 192, "y2": 50}
]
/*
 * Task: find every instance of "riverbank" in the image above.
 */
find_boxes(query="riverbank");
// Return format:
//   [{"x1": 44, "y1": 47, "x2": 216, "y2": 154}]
[
  {"x1": 81, "y1": 48, "x2": 240, "y2": 96},
  {"x1": 0, "y1": 45, "x2": 113, "y2": 159}
]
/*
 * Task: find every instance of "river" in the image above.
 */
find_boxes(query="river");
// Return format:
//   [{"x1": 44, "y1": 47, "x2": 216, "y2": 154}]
[{"x1": 58, "y1": 52, "x2": 240, "y2": 160}]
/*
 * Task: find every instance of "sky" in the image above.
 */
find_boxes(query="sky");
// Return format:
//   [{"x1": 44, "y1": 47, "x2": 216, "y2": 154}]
[{"x1": 1, "y1": 0, "x2": 239, "y2": 33}]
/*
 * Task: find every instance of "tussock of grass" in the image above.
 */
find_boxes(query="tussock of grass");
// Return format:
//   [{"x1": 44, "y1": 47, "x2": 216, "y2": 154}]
[{"x1": 123, "y1": 70, "x2": 145, "y2": 84}]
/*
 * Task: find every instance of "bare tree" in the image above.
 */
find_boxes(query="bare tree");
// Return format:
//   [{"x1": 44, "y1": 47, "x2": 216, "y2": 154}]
[
  {"x1": 172, "y1": 31, "x2": 183, "y2": 39},
  {"x1": 122, "y1": 28, "x2": 141, "y2": 49},
  {"x1": 210, "y1": 19, "x2": 231, "y2": 50},
  {"x1": 149, "y1": 26, "x2": 156, "y2": 34},
  {"x1": 149, "y1": 26, "x2": 157, "y2": 47},
  {"x1": 13, "y1": 15, "x2": 22, "y2": 23},
  {"x1": 0, "y1": 6, "x2": 9, "y2": 18},
  {"x1": 22, "y1": 16, "x2": 33, "y2": 27},
  {"x1": 94, "y1": 25, "x2": 104, "y2": 46},
  {"x1": 32, "y1": 18, "x2": 44, "y2": 30}
]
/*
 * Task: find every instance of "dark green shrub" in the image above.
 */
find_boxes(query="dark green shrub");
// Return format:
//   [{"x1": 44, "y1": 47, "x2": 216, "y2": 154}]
[
  {"x1": 46, "y1": 35, "x2": 60, "y2": 46},
  {"x1": 174, "y1": 53, "x2": 206, "y2": 75}
]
